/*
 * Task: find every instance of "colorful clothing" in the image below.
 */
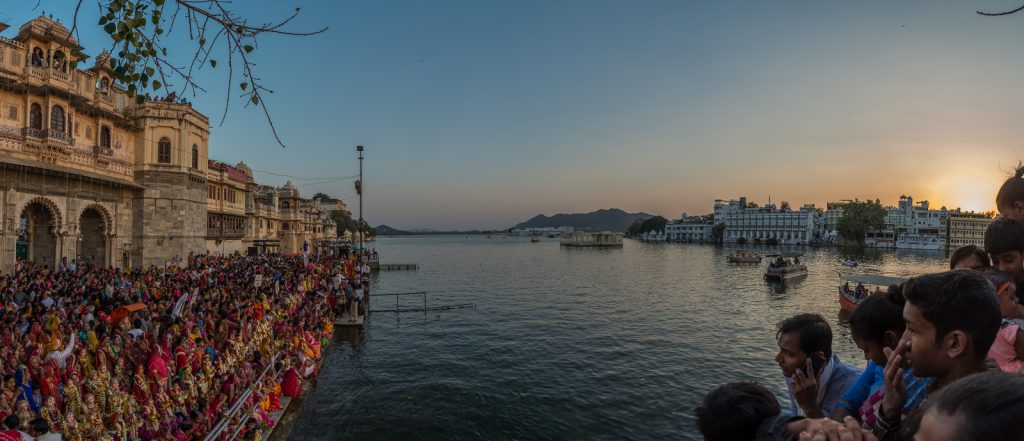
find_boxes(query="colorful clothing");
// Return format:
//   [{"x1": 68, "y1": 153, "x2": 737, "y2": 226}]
[{"x1": 987, "y1": 322, "x2": 1024, "y2": 373}]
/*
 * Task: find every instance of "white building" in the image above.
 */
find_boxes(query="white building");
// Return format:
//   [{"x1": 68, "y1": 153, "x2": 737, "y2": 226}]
[
  {"x1": 715, "y1": 197, "x2": 820, "y2": 245},
  {"x1": 665, "y1": 215, "x2": 714, "y2": 242}
]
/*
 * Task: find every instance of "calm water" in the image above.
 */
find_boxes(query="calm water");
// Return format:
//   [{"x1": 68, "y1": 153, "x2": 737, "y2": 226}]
[{"x1": 288, "y1": 236, "x2": 949, "y2": 441}]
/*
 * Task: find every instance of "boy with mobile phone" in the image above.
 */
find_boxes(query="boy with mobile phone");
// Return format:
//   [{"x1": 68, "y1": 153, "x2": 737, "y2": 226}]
[{"x1": 775, "y1": 313, "x2": 862, "y2": 418}]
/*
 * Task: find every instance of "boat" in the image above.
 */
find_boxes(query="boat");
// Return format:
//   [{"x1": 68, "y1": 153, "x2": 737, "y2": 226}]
[
  {"x1": 764, "y1": 252, "x2": 808, "y2": 281},
  {"x1": 547, "y1": 234, "x2": 556, "y2": 239},
  {"x1": 530, "y1": 238, "x2": 540, "y2": 243},
  {"x1": 837, "y1": 274, "x2": 906, "y2": 313},
  {"x1": 727, "y1": 250, "x2": 762, "y2": 264},
  {"x1": 841, "y1": 258, "x2": 858, "y2": 268}
]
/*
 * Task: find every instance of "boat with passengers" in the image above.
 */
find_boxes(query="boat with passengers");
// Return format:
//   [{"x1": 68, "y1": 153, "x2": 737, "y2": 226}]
[
  {"x1": 764, "y1": 252, "x2": 807, "y2": 281},
  {"x1": 838, "y1": 273, "x2": 906, "y2": 313},
  {"x1": 727, "y1": 250, "x2": 763, "y2": 264}
]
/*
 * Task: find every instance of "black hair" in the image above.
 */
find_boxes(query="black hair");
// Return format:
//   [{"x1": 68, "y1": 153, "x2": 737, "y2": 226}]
[
  {"x1": 850, "y1": 285, "x2": 906, "y2": 343},
  {"x1": 29, "y1": 418, "x2": 49, "y2": 435},
  {"x1": 982, "y1": 269, "x2": 1014, "y2": 293},
  {"x1": 949, "y1": 244, "x2": 991, "y2": 270},
  {"x1": 996, "y1": 163, "x2": 1024, "y2": 212},
  {"x1": 903, "y1": 270, "x2": 1001, "y2": 360},
  {"x1": 984, "y1": 217, "x2": 1024, "y2": 256},
  {"x1": 695, "y1": 382, "x2": 780, "y2": 441},
  {"x1": 3, "y1": 414, "x2": 18, "y2": 430},
  {"x1": 914, "y1": 370, "x2": 1024, "y2": 441},
  {"x1": 776, "y1": 313, "x2": 833, "y2": 358}
]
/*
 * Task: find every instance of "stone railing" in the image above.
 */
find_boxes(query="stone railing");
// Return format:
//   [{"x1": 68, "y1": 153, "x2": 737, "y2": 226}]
[
  {"x1": 44, "y1": 129, "x2": 74, "y2": 145},
  {"x1": 0, "y1": 126, "x2": 20, "y2": 140},
  {"x1": 23, "y1": 127, "x2": 45, "y2": 139},
  {"x1": 94, "y1": 145, "x2": 114, "y2": 156}
]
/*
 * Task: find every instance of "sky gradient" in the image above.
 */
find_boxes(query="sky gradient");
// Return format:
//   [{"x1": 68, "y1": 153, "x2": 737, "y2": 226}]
[{"x1": 6, "y1": 1, "x2": 1024, "y2": 229}]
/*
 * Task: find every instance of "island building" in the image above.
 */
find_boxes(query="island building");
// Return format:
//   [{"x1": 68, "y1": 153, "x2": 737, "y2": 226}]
[{"x1": 0, "y1": 16, "x2": 336, "y2": 274}]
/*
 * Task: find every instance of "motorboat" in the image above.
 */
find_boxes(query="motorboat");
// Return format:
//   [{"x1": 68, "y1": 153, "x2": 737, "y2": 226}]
[
  {"x1": 841, "y1": 258, "x2": 858, "y2": 268},
  {"x1": 838, "y1": 274, "x2": 906, "y2": 313},
  {"x1": 764, "y1": 252, "x2": 808, "y2": 281}
]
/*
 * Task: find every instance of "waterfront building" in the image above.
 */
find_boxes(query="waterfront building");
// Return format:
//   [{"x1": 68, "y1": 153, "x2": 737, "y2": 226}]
[
  {"x1": 714, "y1": 197, "x2": 819, "y2": 245},
  {"x1": 665, "y1": 214, "x2": 713, "y2": 242},
  {"x1": 206, "y1": 160, "x2": 252, "y2": 255},
  {"x1": 0, "y1": 17, "x2": 209, "y2": 273},
  {"x1": 560, "y1": 231, "x2": 623, "y2": 247},
  {"x1": 946, "y1": 210, "x2": 993, "y2": 249}
]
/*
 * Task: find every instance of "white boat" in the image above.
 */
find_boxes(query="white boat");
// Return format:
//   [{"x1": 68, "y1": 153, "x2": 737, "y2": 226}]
[
  {"x1": 764, "y1": 253, "x2": 808, "y2": 280},
  {"x1": 727, "y1": 250, "x2": 762, "y2": 264},
  {"x1": 841, "y1": 259, "x2": 858, "y2": 268},
  {"x1": 895, "y1": 233, "x2": 943, "y2": 251}
]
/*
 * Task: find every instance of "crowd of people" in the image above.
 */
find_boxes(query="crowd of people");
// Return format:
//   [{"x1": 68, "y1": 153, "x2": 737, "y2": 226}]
[
  {"x1": 696, "y1": 166, "x2": 1024, "y2": 441},
  {"x1": 0, "y1": 247, "x2": 372, "y2": 441}
]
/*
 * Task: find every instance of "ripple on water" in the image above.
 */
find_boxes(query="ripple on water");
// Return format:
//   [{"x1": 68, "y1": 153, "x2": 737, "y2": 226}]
[{"x1": 287, "y1": 237, "x2": 948, "y2": 441}]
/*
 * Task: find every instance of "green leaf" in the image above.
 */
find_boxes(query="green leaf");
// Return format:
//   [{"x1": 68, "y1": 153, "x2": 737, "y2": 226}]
[
  {"x1": 154, "y1": 0, "x2": 165, "y2": 5},
  {"x1": 243, "y1": 45, "x2": 254, "y2": 53},
  {"x1": 240, "y1": 82, "x2": 247, "y2": 91},
  {"x1": 104, "y1": 23, "x2": 116, "y2": 34},
  {"x1": 153, "y1": 81, "x2": 161, "y2": 90},
  {"x1": 210, "y1": 59, "x2": 217, "y2": 68},
  {"x1": 251, "y1": 96, "x2": 259, "y2": 105},
  {"x1": 199, "y1": 38, "x2": 206, "y2": 46},
  {"x1": 136, "y1": 95, "x2": 145, "y2": 104}
]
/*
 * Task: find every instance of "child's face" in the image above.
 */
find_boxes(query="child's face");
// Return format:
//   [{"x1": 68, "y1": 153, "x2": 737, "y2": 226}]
[
  {"x1": 999, "y1": 203, "x2": 1024, "y2": 224},
  {"x1": 902, "y1": 302, "x2": 949, "y2": 378},
  {"x1": 998, "y1": 282, "x2": 1019, "y2": 318},
  {"x1": 991, "y1": 251, "x2": 1024, "y2": 276},
  {"x1": 853, "y1": 334, "x2": 890, "y2": 367},
  {"x1": 952, "y1": 254, "x2": 986, "y2": 272}
]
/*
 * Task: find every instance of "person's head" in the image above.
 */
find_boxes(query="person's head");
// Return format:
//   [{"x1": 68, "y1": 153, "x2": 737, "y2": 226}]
[
  {"x1": 984, "y1": 217, "x2": 1024, "y2": 276},
  {"x1": 996, "y1": 163, "x2": 1024, "y2": 223},
  {"x1": 695, "y1": 382, "x2": 780, "y2": 441},
  {"x1": 3, "y1": 415, "x2": 18, "y2": 430},
  {"x1": 913, "y1": 370, "x2": 1024, "y2": 441},
  {"x1": 28, "y1": 418, "x2": 48, "y2": 436},
  {"x1": 850, "y1": 285, "x2": 906, "y2": 366},
  {"x1": 775, "y1": 313, "x2": 832, "y2": 377},
  {"x1": 983, "y1": 269, "x2": 1018, "y2": 319},
  {"x1": 901, "y1": 271, "x2": 1001, "y2": 379},
  {"x1": 949, "y1": 244, "x2": 991, "y2": 271}
]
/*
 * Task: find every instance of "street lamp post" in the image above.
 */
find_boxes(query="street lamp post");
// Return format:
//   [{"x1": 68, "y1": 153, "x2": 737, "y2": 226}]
[{"x1": 356, "y1": 145, "x2": 364, "y2": 251}]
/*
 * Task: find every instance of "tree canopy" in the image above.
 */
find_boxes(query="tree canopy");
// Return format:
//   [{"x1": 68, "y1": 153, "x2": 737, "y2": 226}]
[
  {"x1": 836, "y1": 200, "x2": 887, "y2": 246},
  {"x1": 60, "y1": 0, "x2": 326, "y2": 147},
  {"x1": 627, "y1": 216, "x2": 668, "y2": 236}
]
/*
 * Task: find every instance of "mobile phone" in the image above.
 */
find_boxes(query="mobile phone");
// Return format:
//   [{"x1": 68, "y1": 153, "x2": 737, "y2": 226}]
[{"x1": 800, "y1": 353, "x2": 828, "y2": 377}]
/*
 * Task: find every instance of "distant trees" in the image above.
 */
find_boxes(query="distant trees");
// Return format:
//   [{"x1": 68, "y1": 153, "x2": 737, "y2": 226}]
[
  {"x1": 836, "y1": 200, "x2": 887, "y2": 246},
  {"x1": 312, "y1": 192, "x2": 330, "y2": 201},
  {"x1": 711, "y1": 224, "x2": 725, "y2": 244},
  {"x1": 780, "y1": 201, "x2": 791, "y2": 211},
  {"x1": 627, "y1": 216, "x2": 668, "y2": 236},
  {"x1": 746, "y1": 202, "x2": 759, "y2": 209}
]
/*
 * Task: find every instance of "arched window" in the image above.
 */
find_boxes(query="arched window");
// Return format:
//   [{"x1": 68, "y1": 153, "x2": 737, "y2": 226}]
[
  {"x1": 281, "y1": 201, "x2": 291, "y2": 209},
  {"x1": 157, "y1": 137, "x2": 171, "y2": 163},
  {"x1": 98, "y1": 77, "x2": 110, "y2": 95},
  {"x1": 100, "y1": 125, "x2": 111, "y2": 148},
  {"x1": 282, "y1": 222, "x2": 290, "y2": 231},
  {"x1": 31, "y1": 48, "x2": 44, "y2": 67},
  {"x1": 50, "y1": 106, "x2": 65, "y2": 132},
  {"x1": 52, "y1": 50, "x2": 66, "y2": 71},
  {"x1": 191, "y1": 144, "x2": 199, "y2": 169},
  {"x1": 29, "y1": 103, "x2": 42, "y2": 129}
]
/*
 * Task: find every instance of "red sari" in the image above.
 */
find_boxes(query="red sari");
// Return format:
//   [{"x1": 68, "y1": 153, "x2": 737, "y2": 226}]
[{"x1": 281, "y1": 367, "x2": 302, "y2": 398}]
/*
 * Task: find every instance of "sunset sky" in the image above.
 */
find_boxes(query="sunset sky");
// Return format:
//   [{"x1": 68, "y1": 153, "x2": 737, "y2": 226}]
[{"x1": 7, "y1": 1, "x2": 1024, "y2": 229}]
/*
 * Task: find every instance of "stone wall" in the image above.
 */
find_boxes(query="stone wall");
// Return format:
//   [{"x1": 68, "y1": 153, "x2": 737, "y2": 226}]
[{"x1": 131, "y1": 170, "x2": 207, "y2": 269}]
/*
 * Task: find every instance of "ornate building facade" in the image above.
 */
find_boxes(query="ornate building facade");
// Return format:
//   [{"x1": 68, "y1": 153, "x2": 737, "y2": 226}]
[{"x1": 0, "y1": 17, "x2": 209, "y2": 274}]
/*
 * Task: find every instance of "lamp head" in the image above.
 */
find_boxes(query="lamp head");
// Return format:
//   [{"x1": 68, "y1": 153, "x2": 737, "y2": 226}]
[{"x1": 356, "y1": 145, "x2": 364, "y2": 152}]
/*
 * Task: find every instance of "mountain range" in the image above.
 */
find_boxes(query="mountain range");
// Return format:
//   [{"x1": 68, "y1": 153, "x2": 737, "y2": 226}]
[{"x1": 513, "y1": 208, "x2": 653, "y2": 232}]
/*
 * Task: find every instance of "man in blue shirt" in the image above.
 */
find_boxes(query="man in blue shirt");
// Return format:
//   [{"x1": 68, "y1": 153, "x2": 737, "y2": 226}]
[{"x1": 775, "y1": 313, "x2": 862, "y2": 418}]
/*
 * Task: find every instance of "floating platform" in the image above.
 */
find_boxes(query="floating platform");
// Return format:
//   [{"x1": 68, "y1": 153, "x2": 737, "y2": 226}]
[
  {"x1": 335, "y1": 308, "x2": 365, "y2": 326},
  {"x1": 560, "y1": 231, "x2": 623, "y2": 247},
  {"x1": 379, "y1": 263, "x2": 419, "y2": 270}
]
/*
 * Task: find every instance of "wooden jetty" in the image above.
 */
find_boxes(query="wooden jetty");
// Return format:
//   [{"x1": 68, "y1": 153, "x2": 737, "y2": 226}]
[{"x1": 335, "y1": 308, "x2": 365, "y2": 326}]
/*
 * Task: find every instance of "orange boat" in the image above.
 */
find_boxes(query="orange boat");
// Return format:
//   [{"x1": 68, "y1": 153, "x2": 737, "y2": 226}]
[{"x1": 838, "y1": 274, "x2": 905, "y2": 313}]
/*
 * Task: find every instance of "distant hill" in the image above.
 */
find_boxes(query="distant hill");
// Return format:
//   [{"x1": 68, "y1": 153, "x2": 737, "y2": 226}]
[
  {"x1": 513, "y1": 208, "x2": 654, "y2": 232},
  {"x1": 375, "y1": 225, "x2": 412, "y2": 235}
]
